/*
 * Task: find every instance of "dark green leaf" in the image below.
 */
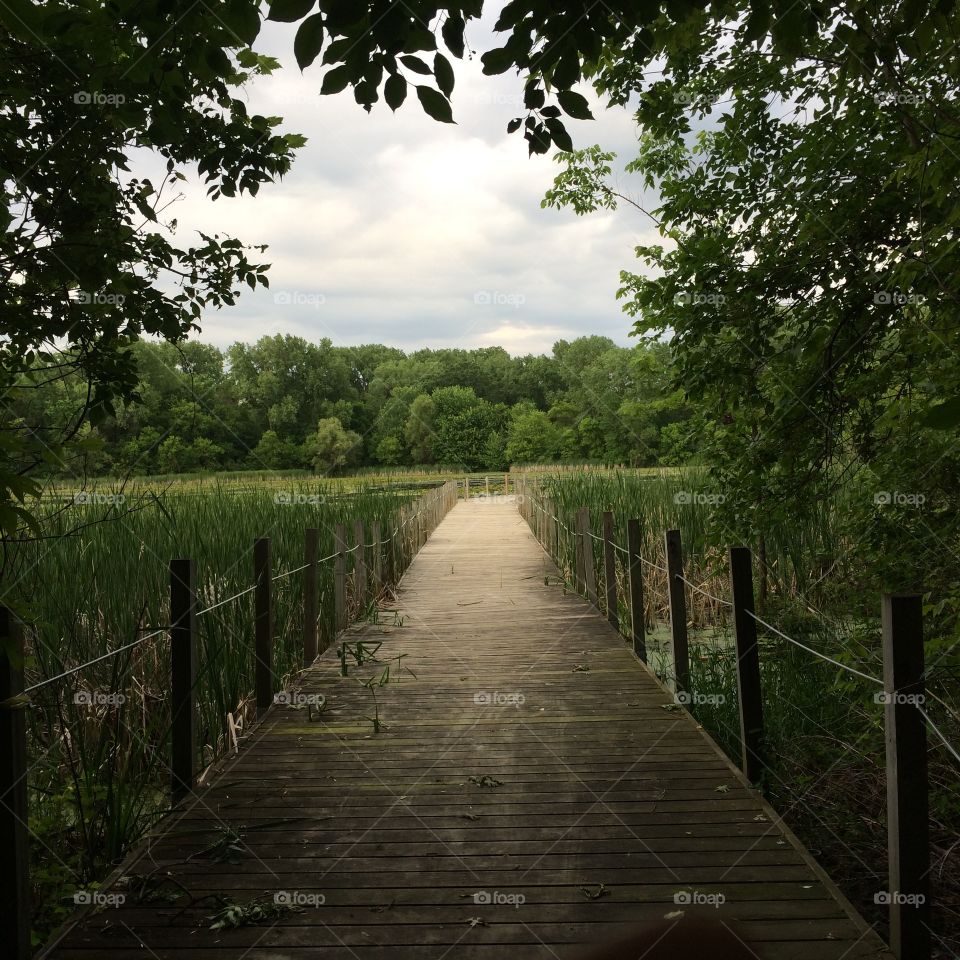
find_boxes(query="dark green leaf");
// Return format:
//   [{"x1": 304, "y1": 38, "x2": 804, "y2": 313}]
[
  {"x1": 922, "y1": 397, "x2": 960, "y2": 430},
  {"x1": 384, "y1": 73, "x2": 407, "y2": 111},
  {"x1": 415, "y1": 85, "x2": 455, "y2": 123},
  {"x1": 507, "y1": 117, "x2": 522, "y2": 133},
  {"x1": 267, "y1": 0, "x2": 315, "y2": 23},
  {"x1": 482, "y1": 47, "x2": 515, "y2": 76},
  {"x1": 441, "y1": 13, "x2": 465, "y2": 58},
  {"x1": 434, "y1": 52, "x2": 455, "y2": 97},
  {"x1": 400, "y1": 55, "x2": 431, "y2": 75},
  {"x1": 546, "y1": 118, "x2": 573, "y2": 151},
  {"x1": 557, "y1": 89, "x2": 593, "y2": 120},
  {"x1": 320, "y1": 65, "x2": 351, "y2": 95},
  {"x1": 294, "y1": 14, "x2": 325, "y2": 69}
]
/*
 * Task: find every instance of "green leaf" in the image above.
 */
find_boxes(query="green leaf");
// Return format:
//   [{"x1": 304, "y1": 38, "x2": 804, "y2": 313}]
[
  {"x1": 441, "y1": 13, "x2": 465, "y2": 58},
  {"x1": 922, "y1": 397, "x2": 960, "y2": 430},
  {"x1": 294, "y1": 14, "x2": 325, "y2": 69},
  {"x1": 557, "y1": 90, "x2": 593, "y2": 120},
  {"x1": 434, "y1": 52, "x2": 455, "y2": 97},
  {"x1": 481, "y1": 47, "x2": 515, "y2": 75},
  {"x1": 507, "y1": 117, "x2": 522, "y2": 133},
  {"x1": 415, "y1": 85, "x2": 454, "y2": 123},
  {"x1": 267, "y1": 0, "x2": 315, "y2": 22},
  {"x1": 384, "y1": 73, "x2": 407, "y2": 111},
  {"x1": 552, "y1": 49, "x2": 581, "y2": 89},
  {"x1": 320, "y1": 65, "x2": 351, "y2": 95},
  {"x1": 546, "y1": 118, "x2": 573, "y2": 151},
  {"x1": 400, "y1": 55, "x2": 431, "y2": 75}
]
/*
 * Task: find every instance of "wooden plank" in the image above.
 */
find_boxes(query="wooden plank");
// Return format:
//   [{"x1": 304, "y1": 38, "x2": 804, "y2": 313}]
[
  {"x1": 303, "y1": 527, "x2": 319, "y2": 665},
  {"x1": 169, "y1": 558, "x2": 197, "y2": 801},
  {"x1": 881, "y1": 593, "x2": 929, "y2": 960},
  {"x1": 626, "y1": 518, "x2": 646, "y2": 661},
  {"x1": 253, "y1": 537, "x2": 273, "y2": 715},
  {"x1": 664, "y1": 529, "x2": 690, "y2": 696},
  {"x1": 729, "y1": 545, "x2": 764, "y2": 783},
  {"x1": 0, "y1": 608, "x2": 29, "y2": 960},
  {"x1": 601, "y1": 510, "x2": 618, "y2": 630},
  {"x1": 43, "y1": 502, "x2": 893, "y2": 960}
]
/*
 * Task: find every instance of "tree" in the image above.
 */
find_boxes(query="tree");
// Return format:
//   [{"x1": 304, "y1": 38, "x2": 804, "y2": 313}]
[
  {"x1": 310, "y1": 418, "x2": 361, "y2": 473},
  {"x1": 505, "y1": 408, "x2": 563, "y2": 465},
  {"x1": 1, "y1": 2, "x2": 305, "y2": 534}
]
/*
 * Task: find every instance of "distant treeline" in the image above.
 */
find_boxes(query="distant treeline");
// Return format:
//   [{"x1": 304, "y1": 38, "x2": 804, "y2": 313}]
[{"x1": 18, "y1": 335, "x2": 699, "y2": 476}]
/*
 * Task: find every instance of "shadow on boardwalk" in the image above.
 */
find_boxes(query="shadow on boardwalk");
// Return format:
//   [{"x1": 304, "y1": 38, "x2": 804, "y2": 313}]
[{"x1": 44, "y1": 499, "x2": 892, "y2": 959}]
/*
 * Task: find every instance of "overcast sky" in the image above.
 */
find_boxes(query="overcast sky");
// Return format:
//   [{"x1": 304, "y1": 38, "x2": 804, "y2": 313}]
[{"x1": 165, "y1": 10, "x2": 657, "y2": 357}]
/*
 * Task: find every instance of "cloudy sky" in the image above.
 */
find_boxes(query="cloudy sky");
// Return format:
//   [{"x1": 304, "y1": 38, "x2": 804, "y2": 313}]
[{"x1": 165, "y1": 10, "x2": 657, "y2": 357}]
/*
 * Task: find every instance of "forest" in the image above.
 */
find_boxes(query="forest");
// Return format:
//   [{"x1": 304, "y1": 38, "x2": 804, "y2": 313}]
[{"x1": 14, "y1": 335, "x2": 694, "y2": 476}]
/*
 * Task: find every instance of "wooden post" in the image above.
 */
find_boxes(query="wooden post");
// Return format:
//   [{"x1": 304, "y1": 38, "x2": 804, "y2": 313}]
[
  {"x1": 504, "y1": 473, "x2": 509, "y2": 495},
  {"x1": 882, "y1": 593, "x2": 929, "y2": 960},
  {"x1": 602, "y1": 510, "x2": 618, "y2": 630},
  {"x1": 665, "y1": 530, "x2": 691, "y2": 697},
  {"x1": 353, "y1": 520, "x2": 367, "y2": 612},
  {"x1": 371, "y1": 521, "x2": 383, "y2": 595},
  {"x1": 729, "y1": 546, "x2": 764, "y2": 783},
  {"x1": 303, "y1": 528, "x2": 319, "y2": 666},
  {"x1": 170, "y1": 559, "x2": 197, "y2": 801},
  {"x1": 462, "y1": 476, "x2": 469, "y2": 500},
  {"x1": 334, "y1": 523, "x2": 348, "y2": 631},
  {"x1": 627, "y1": 519, "x2": 646, "y2": 661},
  {"x1": 0, "y1": 607, "x2": 29, "y2": 960},
  {"x1": 573, "y1": 509, "x2": 585, "y2": 594},
  {"x1": 578, "y1": 507, "x2": 598, "y2": 606},
  {"x1": 254, "y1": 538, "x2": 273, "y2": 715}
]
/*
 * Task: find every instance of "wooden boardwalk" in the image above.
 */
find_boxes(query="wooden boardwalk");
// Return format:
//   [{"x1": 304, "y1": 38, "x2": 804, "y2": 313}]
[{"x1": 45, "y1": 499, "x2": 892, "y2": 959}]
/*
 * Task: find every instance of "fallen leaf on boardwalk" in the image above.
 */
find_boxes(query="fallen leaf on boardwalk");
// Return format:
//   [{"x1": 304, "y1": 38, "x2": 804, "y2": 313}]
[
  {"x1": 461, "y1": 813, "x2": 481, "y2": 821},
  {"x1": 664, "y1": 910, "x2": 685, "y2": 920},
  {"x1": 572, "y1": 664, "x2": 590, "y2": 672},
  {"x1": 469, "y1": 775, "x2": 503, "y2": 788},
  {"x1": 467, "y1": 917, "x2": 486, "y2": 927},
  {"x1": 660, "y1": 703, "x2": 682, "y2": 712},
  {"x1": 579, "y1": 883, "x2": 611, "y2": 900},
  {"x1": 714, "y1": 784, "x2": 730, "y2": 793}
]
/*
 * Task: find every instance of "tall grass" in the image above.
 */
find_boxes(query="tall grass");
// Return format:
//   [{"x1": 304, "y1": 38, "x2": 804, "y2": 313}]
[{"x1": 7, "y1": 477, "x2": 443, "y2": 940}]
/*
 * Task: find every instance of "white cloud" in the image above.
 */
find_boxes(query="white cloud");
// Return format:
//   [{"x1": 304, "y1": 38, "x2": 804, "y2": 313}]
[{"x1": 150, "y1": 13, "x2": 651, "y2": 357}]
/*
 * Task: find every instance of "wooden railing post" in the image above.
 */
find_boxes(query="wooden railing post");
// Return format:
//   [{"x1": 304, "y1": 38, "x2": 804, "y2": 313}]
[
  {"x1": 627, "y1": 519, "x2": 647, "y2": 661},
  {"x1": 303, "y1": 528, "x2": 319, "y2": 666},
  {"x1": 602, "y1": 510, "x2": 618, "y2": 630},
  {"x1": 504, "y1": 473, "x2": 509, "y2": 495},
  {"x1": 577, "y1": 508, "x2": 598, "y2": 606},
  {"x1": 0, "y1": 607, "x2": 30, "y2": 960},
  {"x1": 254, "y1": 538, "x2": 273, "y2": 716},
  {"x1": 170, "y1": 559, "x2": 197, "y2": 801},
  {"x1": 334, "y1": 523, "x2": 348, "y2": 631},
  {"x1": 371, "y1": 521, "x2": 383, "y2": 596},
  {"x1": 665, "y1": 530, "x2": 691, "y2": 697},
  {"x1": 353, "y1": 520, "x2": 367, "y2": 613},
  {"x1": 462, "y1": 476, "x2": 469, "y2": 500},
  {"x1": 881, "y1": 593, "x2": 929, "y2": 960},
  {"x1": 729, "y1": 546, "x2": 765, "y2": 783}
]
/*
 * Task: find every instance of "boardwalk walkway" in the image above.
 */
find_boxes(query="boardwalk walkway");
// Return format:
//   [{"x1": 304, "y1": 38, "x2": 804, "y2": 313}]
[{"x1": 46, "y1": 499, "x2": 892, "y2": 959}]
